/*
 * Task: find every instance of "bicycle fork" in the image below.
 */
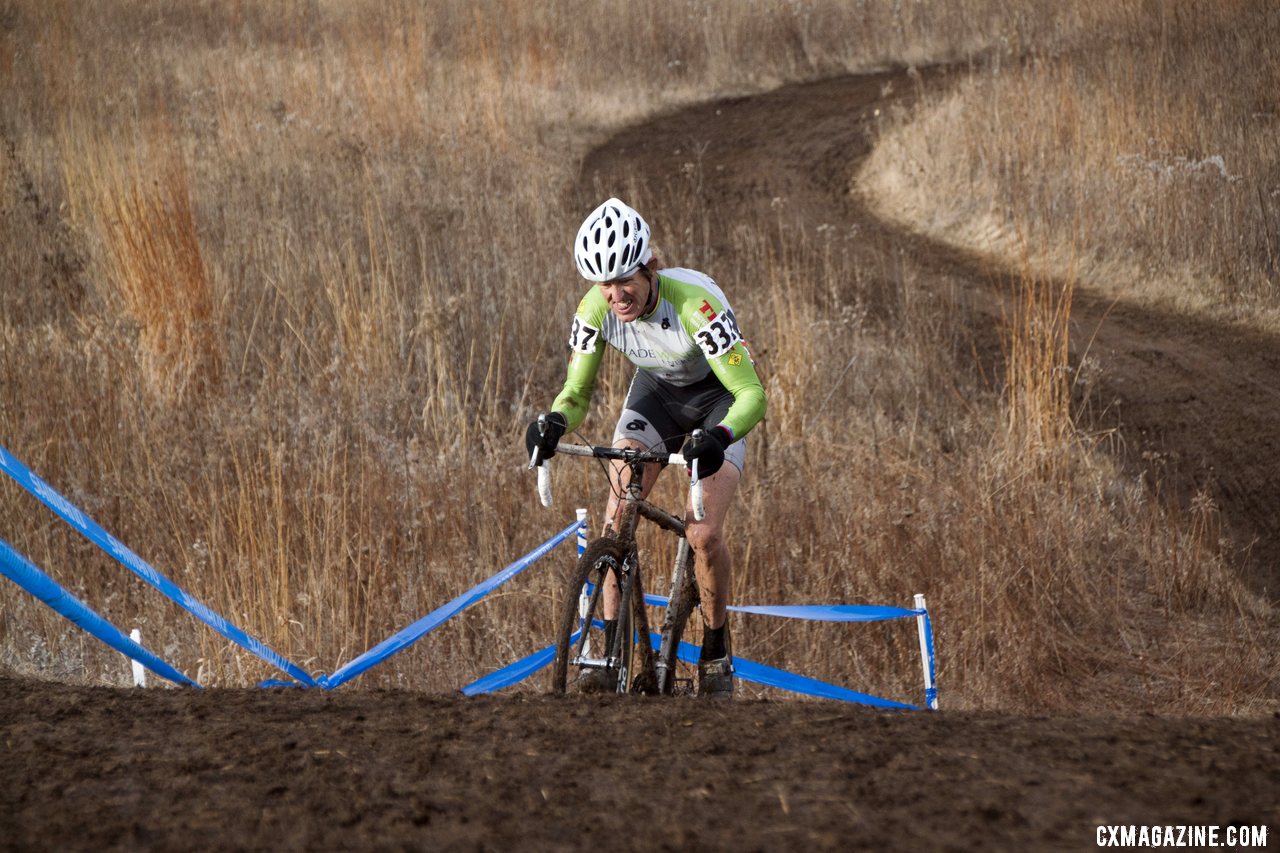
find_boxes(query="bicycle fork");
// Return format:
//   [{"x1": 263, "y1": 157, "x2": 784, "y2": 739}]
[{"x1": 572, "y1": 552, "x2": 632, "y2": 675}]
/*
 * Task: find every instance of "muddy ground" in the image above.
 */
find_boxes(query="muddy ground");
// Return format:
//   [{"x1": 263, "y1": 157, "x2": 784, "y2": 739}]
[
  {"x1": 5, "y1": 68, "x2": 1280, "y2": 851},
  {"x1": 1, "y1": 677, "x2": 1276, "y2": 851}
]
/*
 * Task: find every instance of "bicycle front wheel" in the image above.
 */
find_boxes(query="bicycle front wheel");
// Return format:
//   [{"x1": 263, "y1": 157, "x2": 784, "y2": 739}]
[{"x1": 551, "y1": 537, "x2": 628, "y2": 695}]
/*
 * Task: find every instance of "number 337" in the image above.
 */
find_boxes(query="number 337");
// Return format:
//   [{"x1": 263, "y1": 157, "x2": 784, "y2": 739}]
[{"x1": 695, "y1": 309, "x2": 742, "y2": 357}]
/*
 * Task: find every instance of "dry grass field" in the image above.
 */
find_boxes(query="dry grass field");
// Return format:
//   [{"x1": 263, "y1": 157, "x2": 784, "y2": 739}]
[{"x1": 1, "y1": 0, "x2": 1276, "y2": 715}]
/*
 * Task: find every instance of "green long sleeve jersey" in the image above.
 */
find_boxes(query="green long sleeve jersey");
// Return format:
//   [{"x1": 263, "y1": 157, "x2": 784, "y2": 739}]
[{"x1": 551, "y1": 267, "x2": 767, "y2": 441}]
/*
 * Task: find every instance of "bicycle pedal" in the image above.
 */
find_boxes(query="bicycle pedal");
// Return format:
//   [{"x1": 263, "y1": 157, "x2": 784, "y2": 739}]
[{"x1": 671, "y1": 676, "x2": 695, "y2": 697}]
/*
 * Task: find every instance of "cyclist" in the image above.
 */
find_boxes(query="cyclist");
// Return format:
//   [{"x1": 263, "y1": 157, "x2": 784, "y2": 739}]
[{"x1": 526, "y1": 197, "x2": 767, "y2": 698}]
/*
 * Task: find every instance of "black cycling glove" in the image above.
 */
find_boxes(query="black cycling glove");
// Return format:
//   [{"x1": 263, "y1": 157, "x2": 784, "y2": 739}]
[
  {"x1": 681, "y1": 426, "x2": 732, "y2": 479},
  {"x1": 525, "y1": 412, "x2": 568, "y2": 463}
]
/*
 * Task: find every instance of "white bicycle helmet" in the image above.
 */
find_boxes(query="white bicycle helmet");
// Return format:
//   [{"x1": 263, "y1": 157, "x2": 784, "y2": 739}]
[{"x1": 573, "y1": 198, "x2": 653, "y2": 282}]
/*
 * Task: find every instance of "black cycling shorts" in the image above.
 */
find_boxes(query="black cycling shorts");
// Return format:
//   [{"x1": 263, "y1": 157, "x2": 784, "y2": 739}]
[{"x1": 611, "y1": 369, "x2": 746, "y2": 473}]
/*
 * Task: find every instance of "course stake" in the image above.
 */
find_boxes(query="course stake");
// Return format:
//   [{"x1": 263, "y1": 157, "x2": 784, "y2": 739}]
[
  {"x1": 130, "y1": 628, "x2": 147, "y2": 687},
  {"x1": 914, "y1": 593, "x2": 937, "y2": 710}
]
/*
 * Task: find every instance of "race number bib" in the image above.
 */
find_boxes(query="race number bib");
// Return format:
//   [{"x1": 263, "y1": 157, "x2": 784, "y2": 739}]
[
  {"x1": 694, "y1": 308, "x2": 742, "y2": 358},
  {"x1": 568, "y1": 316, "x2": 600, "y2": 353}
]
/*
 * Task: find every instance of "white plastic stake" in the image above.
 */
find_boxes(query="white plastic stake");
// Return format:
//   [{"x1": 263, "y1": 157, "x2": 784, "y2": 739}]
[
  {"x1": 130, "y1": 628, "x2": 147, "y2": 688},
  {"x1": 914, "y1": 593, "x2": 936, "y2": 710}
]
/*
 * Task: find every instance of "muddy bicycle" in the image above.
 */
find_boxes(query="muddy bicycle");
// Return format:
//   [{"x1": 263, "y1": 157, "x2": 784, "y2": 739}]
[{"x1": 530, "y1": 425, "x2": 708, "y2": 696}]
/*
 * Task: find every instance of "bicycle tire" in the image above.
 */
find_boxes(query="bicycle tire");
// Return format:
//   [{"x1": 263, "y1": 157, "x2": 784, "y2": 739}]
[
  {"x1": 655, "y1": 537, "x2": 699, "y2": 695},
  {"x1": 551, "y1": 537, "x2": 626, "y2": 694},
  {"x1": 625, "y1": 550, "x2": 658, "y2": 695},
  {"x1": 611, "y1": 546, "x2": 637, "y2": 694}
]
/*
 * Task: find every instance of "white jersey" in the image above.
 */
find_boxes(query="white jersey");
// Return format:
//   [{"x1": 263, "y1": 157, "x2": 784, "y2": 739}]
[{"x1": 567, "y1": 267, "x2": 743, "y2": 386}]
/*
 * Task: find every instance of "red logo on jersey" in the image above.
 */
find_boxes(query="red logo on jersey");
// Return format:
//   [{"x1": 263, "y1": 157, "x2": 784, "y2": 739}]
[{"x1": 698, "y1": 299, "x2": 718, "y2": 321}]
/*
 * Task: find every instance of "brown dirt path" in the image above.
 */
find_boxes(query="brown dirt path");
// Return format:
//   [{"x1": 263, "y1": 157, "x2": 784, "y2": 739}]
[
  {"x1": 1, "y1": 677, "x2": 1276, "y2": 851},
  {"x1": 578, "y1": 69, "x2": 1280, "y2": 600},
  {"x1": 5, "y1": 71, "x2": 1280, "y2": 851}
]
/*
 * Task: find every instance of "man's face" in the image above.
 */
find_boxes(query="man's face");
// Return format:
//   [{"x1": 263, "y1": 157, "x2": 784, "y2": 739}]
[{"x1": 598, "y1": 270, "x2": 652, "y2": 323}]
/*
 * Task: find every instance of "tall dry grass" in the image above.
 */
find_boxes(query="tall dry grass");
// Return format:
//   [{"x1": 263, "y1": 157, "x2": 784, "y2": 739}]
[
  {"x1": 859, "y1": 2, "x2": 1280, "y2": 323},
  {"x1": 62, "y1": 132, "x2": 223, "y2": 403},
  {"x1": 854, "y1": 0, "x2": 1278, "y2": 709},
  {"x1": 0, "y1": 0, "x2": 1274, "y2": 713}
]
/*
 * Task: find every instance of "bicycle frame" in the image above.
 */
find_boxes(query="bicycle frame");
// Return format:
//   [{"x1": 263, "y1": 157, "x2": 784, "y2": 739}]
[
  {"x1": 538, "y1": 438, "x2": 704, "y2": 696},
  {"x1": 600, "y1": 452, "x2": 688, "y2": 542}
]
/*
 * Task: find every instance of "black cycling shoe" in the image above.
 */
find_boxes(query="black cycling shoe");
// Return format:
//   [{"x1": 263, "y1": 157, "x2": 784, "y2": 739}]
[{"x1": 697, "y1": 655, "x2": 735, "y2": 699}]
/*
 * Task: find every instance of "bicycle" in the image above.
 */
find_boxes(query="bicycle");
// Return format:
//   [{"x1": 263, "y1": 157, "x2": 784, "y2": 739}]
[{"x1": 530, "y1": 422, "x2": 708, "y2": 696}]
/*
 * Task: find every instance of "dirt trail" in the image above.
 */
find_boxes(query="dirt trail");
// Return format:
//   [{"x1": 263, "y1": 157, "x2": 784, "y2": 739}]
[
  {"x1": 579, "y1": 69, "x2": 1280, "y2": 600},
  {"x1": 1, "y1": 677, "x2": 1276, "y2": 851},
  {"x1": 5, "y1": 72, "x2": 1279, "y2": 851}
]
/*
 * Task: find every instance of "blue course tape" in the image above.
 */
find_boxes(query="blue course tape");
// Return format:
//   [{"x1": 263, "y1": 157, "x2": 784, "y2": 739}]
[
  {"x1": 0, "y1": 445, "x2": 316, "y2": 686},
  {"x1": 460, "y1": 630, "x2": 918, "y2": 709},
  {"x1": 0, "y1": 537, "x2": 199, "y2": 687},
  {"x1": 666, "y1": 639, "x2": 918, "y2": 709},
  {"x1": 729, "y1": 603, "x2": 919, "y2": 621},
  {"x1": 320, "y1": 519, "x2": 582, "y2": 688},
  {"x1": 460, "y1": 629, "x2": 581, "y2": 696},
  {"x1": 642, "y1": 591, "x2": 920, "y2": 623},
  {"x1": 459, "y1": 616, "x2": 608, "y2": 695}
]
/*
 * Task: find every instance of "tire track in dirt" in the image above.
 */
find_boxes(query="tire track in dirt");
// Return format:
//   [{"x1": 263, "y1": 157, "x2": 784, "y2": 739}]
[{"x1": 577, "y1": 69, "x2": 1280, "y2": 601}]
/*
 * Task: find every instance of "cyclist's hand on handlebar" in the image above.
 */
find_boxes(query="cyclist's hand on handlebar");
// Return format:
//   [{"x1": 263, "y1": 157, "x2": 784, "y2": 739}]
[
  {"x1": 525, "y1": 412, "x2": 568, "y2": 463},
  {"x1": 682, "y1": 426, "x2": 732, "y2": 478}
]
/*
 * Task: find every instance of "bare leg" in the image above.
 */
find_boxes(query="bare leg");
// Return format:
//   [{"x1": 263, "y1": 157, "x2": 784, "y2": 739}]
[{"x1": 683, "y1": 463, "x2": 741, "y2": 631}]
